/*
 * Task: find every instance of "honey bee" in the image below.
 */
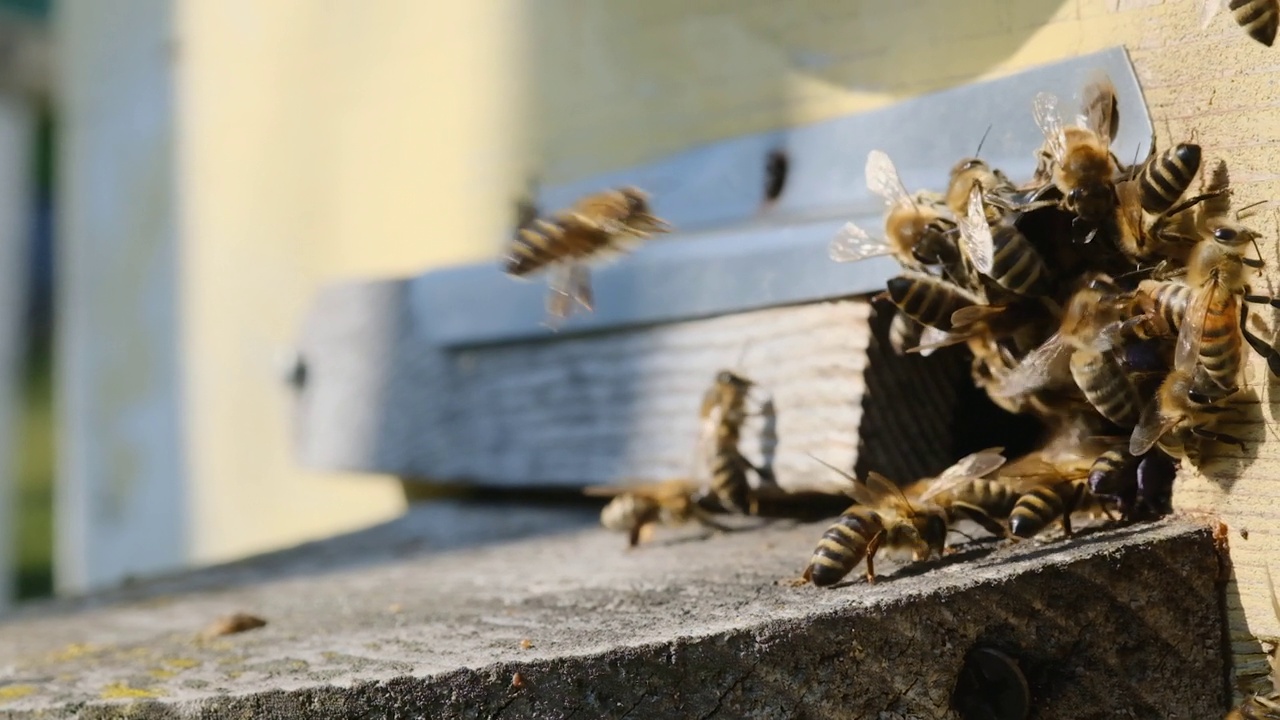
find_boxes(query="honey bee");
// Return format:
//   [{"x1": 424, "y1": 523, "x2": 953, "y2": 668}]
[
  {"x1": 504, "y1": 186, "x2": 671, "y2": 323},
  {"x1": 957, "y1": 184, "x2": 1054, "y2": 298},
  {"x1": 696, "y1": 369, "x2": 763, "y2": 515},
  {"x1": 992, "y1": 283, "x2": 1142, "y2": 429},
  {"x1": 1175, "y1": 239, "x2": 1258, "y2": 400},
  {"x1": 1129, "y1": 368, "x2": 1244, "y2": 458},
  {"x1": 944, "y1": 127, "x2": 1017, "y2": 219},
  {"x1": 882, "y1": 273, "x2": 982, "y2": 333},
  {"x1": 829, "y1": 150, "x2": 962, "y2": 277},
  {"x1": 911, "y1": 448, "x2": 1017, "y2": 538},
  {"x1": 1203, "y1": 0, "x2": 1280, "y2": 48},
  {"x1": 1226, "y1": 565, "x2": 1280, "y2": 719},
  {"x1": 1136, "y1": 142, "x2": 1203, "y2": 215},
  {"x1": 584, "y1": 478, "x2": 730, "y2": 548},
  {"x1": 1002, "y1": 451, "x2": 1112, "y2": 538},
  {"x1": 1032, "y1": 73, "x2": 1122, "y2": 237},
  {"x1": 799, "y1": 453, "x2": 1003, "y2": 586}
]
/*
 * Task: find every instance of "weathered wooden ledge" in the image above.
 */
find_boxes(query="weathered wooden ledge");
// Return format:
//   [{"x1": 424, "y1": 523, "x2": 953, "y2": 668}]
[{"x1": 0, "y1": 510, "x2": 1225, "y2": 719}]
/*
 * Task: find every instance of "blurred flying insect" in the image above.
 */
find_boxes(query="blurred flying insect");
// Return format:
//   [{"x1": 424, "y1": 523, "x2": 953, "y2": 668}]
[
  {"x1": 1203, "y1": 0, "x2": 1280, "y2": 48},
  {"x1": 584, "y1": 478, "x2": 731, "y2": 548},
  {"x1": 830, "y1": 150, "x2": 962, "y2": 277},
  {"x1": 504, "y1": 186, "x2": 671, "y2": 326},
  {"x1": 1032, "y1": 72, "x2": 1122, "y2": 240}
]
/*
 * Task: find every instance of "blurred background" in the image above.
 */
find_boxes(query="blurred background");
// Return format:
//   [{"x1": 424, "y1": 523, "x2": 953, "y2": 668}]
[{"x1": 1, "y1": 0, "x2": 1109, "y2": 607}]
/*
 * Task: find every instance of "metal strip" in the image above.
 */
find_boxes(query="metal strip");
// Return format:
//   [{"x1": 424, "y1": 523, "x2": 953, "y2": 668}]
[{"x1": 415, "y1": 47, "x2": 1152, "y2": 348}]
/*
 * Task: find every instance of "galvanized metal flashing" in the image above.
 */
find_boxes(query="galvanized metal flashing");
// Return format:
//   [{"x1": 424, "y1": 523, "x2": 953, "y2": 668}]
[{"x1": 419, "y1": 47, "x2": 1152, "y2": 348}]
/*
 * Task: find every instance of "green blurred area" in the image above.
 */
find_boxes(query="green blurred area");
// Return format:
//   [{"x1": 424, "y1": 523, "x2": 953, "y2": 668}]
[{"x1": 15, "y1": 347, "x2": 52, "y2": 599}]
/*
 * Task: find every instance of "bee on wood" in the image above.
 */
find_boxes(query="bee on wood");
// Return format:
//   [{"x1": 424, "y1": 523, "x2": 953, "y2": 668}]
[
  {"x1": 798, "y1": 450, "x2": 1005, "y2": 587},
  {"x1": 503, "y1": 186, "x2": 671, "y2": 324},
  {"x1": 1002, "y1": 451, "x2": 1114, "y2": 539},
  {"x1": 1031, "y1": 72, "x2": 1122, "y2": 240},
  {"x1": 1129, "y1": 367, "x2": 1245, "y2": 459},
  {"x1": 583, "y1": 478, "x2": 730, "y2": 548},
  {"x1": 1203, "y1": 0, "x2": 1280, "y2": 48},
  {"x1": 695, "y1": 369, "x2": 767, "y2": 515}
]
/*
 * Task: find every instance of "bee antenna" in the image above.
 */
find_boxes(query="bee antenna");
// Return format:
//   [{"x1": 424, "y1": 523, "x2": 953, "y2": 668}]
[
  {"x1": 975, "y1": 124, "x2": 993, "y2": 158},
  {"x1": 1237, "y1": 199, "x2": 1268, "y2": 219},
  {"x1": 806, "y1": 452, "x2": 857, "y2": 483}
]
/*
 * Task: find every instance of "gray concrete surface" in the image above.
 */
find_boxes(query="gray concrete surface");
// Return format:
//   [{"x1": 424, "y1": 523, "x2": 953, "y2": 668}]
[{"x1": 0, "y1": 508, "x2": 1225, "y2": 719}]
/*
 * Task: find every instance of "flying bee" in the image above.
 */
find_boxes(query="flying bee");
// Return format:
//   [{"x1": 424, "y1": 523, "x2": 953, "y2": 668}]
[
  {"x1": 957, "y1": 184, "x2": 1054, "y2": 298},
  {"x1": 504, "y1": 186, "x2": 672, "y2": 323},
  {"x1": 1001, "y1": 451, "x2": 1112, "y2": 539},
  {"x1": 1226, "y1": 565, "x2": 1280, "y2": 719},
  {"x1": 1032, "y1": 72, "x2": 1122, "y2": 237},
  {"x1": 583, "y1": 478, "x2": 731, "y2": 548},
  {"x1": 1203, "y1": 0, "x2": 1280, "y2": 47},
  {"x1": 1129, "y1": 368, "x2": 1245, "y2": 458},
  {"x1": 830, "y1": 150, "x2": 966, "y2": 282},
  {"x1": 799, "y1": 454, "x2": 1000, "y2": 586}
]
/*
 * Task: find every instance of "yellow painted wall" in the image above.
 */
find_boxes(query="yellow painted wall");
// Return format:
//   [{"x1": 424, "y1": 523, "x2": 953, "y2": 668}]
[
  {"x1": 522, "y1": 0, "x2": 1280, "y2": 698},
  {"x1": 175, "y1": 0, "x2": 529, "y2": 564}
]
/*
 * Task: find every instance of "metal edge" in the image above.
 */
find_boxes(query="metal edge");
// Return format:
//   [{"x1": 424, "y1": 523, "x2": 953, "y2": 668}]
[{"x1": 409, "y1": 47, "x2": 1152, "y2": 348}]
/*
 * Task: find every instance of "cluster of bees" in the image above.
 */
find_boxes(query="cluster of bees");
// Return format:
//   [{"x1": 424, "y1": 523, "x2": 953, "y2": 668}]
[{"x1": 499, "y1": 9, "x2": 1280, "y2": 715}]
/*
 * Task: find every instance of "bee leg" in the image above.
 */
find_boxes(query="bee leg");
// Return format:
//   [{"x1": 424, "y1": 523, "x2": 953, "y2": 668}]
[
  {"x1": 1191, "y1": 426, "x2": 1247, "y2": 451},
  {"x1": 1164, "y1": 189, "x2": 1228, "y2": 218},
  {"x1": 951, "y1": 503, "x2": 1016, "y2": 541},
  {"x1": 1242, "y1": 325, "x2": 1280, "y2": 377},
  {"x1": 864, "y1": 532, "x2": 885, "y2": 584},
  {"x1": 1061, "y1": 483, "x2": 1087, "y2": 538},
  {"x1": 1245, "y1": 294, "x2": 1280, "y2": 308},
  {"x1": 1242, "y1": 257, "x2": 1266, "y2": 269}
]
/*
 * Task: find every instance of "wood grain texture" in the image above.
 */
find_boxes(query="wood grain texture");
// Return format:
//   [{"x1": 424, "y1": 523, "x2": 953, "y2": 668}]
[{"x1": 293, "y1": 289, "x2": 981, "y2": 496}]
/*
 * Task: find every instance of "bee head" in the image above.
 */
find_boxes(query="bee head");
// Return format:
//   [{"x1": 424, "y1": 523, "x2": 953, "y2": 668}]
[
  {"x1": 717, "y1": 370, "x2": 752, "y2": 389},
  {"x1": 620, "y1": 186, "x2": 672, "y2": 234}
]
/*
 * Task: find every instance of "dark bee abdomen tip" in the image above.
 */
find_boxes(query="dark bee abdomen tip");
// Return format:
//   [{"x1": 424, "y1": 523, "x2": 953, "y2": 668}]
[
  {"x1": 1173, "y1": 143, "x2": 1201, "y2": 165},
  {"x1": 502, "y1": 255, "x2": 537, "y2": 276},
  {"x1": 807, "y1": 565, "x2": 844, "y2": 587},
  {"x1": 1009, "y1": 517, "x2": 1037, "y2": 538}
]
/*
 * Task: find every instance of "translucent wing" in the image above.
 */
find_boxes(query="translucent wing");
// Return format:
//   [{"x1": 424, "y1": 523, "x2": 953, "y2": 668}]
[
  {"x1": 867, "y1": 470, "x2": 916, "y2": 513},
  {"x1": 1080, "y1": 70, "x2": 1118, "y2": 146},
  {"x1": 1032, "y1": 92, "x2": 1067, "y2": 164},
  {"x1": 950, "y1": 304, "x2": 1004, "y2": 330},
  {"x1": 917, "y1": 449, "x2": 1007, "y2": 503},
  {"x1": 959, "y1": 183, "x2": 995, "y2": 274},
  {"x1": 829, "y1": 221, "x2": 892, "y2": 263},
  {"x1": 1200, "y1": 0, "x2": 1226, "y2": 28},
  {"x1": 907, "y1": 325, "x2": 967, "y2": 356},
  {"x1": 809, "y1": 453, "x2": 877, "y2": 505},
  {"x1": 1173, "y1": 283, "x2": 1213, "y2": 374},
  {"x1": 991, "y1": 334, "x2": 1072, "y2": 398},
  {"x1": 942, "y1": 448, "x2": 1008, "y2": 480},
  {"x1": 866, "y1": 150, "x2": 913, "y2": 208},
  {"x1": 1129, "y1": 394, "x2": 1179, "y2": 456}
]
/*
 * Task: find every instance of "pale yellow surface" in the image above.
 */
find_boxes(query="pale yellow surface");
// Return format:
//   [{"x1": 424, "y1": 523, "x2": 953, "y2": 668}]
[
  {"x1": 525, "y1": 0, "x2": 1280, "y2": 694},
  {"x1": 175, "y1": 0, "x2": 529, "y2": 564}
]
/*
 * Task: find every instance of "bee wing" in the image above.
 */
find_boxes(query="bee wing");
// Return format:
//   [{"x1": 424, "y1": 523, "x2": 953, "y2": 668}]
[
  {"x1": 916, "y1": 449, "x2": 1007, "y2": 503},
  {"x1": 866, "y1": 471, "x2": 916, "y2": 512},
  {"x1": 907, "y1": 325, "x2": 967, "y2": 356},
  {"x1": 809, "y1": 453, "x2": 883, "y2": 504},
  {"x1": 958, "y1": 184, "x2": 995, "y2": 274},
  {"x1": 1129, "y1": 394, "x2": 1179, "y2": 456},
  {"x1": 942, "y1": 448, "x2": 1008, "y2": 480},
  {"x1": 1080, "y1": 71, "x2": 1118, "y2": 146},
  {"x1": 1173, "y1": 283, "x2": 1213, "y2": 375},
  {"x1": 1032, "y1": 92, "x2": 1067, "y2": 164},
  {"x1": 992, "y1": 333, "x2": 1071, "y2": 398},
  {"x1": 865, "y1": 150, "x2": 914, "y2": 208},
  {"x1": 1200, "y1": 0, "x2": 1226, "y2": 28},
  {"x1": 829, "y1": 221, "x2": 893, "y2": 263},
  {"x1": 951, "y1": 304, "x2": 1004, "y2": 330}
]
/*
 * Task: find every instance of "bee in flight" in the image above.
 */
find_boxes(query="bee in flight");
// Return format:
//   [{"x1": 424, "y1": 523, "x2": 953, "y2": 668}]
[
  {"x1": 583, "y1": 478, "x2": 731, "y2": 548},
  {"x1": 696, "y1": 369, "x2": 765, "y2": 515},
  {"x1": 1203, "y1": 0, "x2": 1279, "y2": 48},
  {"x1": 797, "y1": 450, "x2": 1005, "y2": 587},
  {"x1": 1031, "y1": 72, "x2": 1122, "y2": 240},
  {"x1": 504, "y1": 186, "x2": 671, "y2": 326}
]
